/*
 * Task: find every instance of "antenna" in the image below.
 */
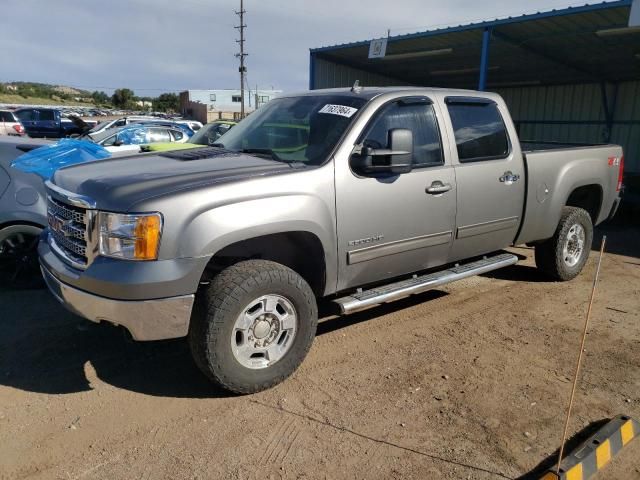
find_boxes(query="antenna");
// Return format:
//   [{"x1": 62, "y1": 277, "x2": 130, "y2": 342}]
[
  {"x1": 351, "y1": 80, "x2": 362, "y2": 93},
  {"x1": 234, "y1": 0, "x2": 247, "y2": 118}
]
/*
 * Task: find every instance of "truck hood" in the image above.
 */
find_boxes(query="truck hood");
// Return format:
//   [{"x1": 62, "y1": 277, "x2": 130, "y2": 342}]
[{"x1": 50, "y1": 147, "x2": 299, "y2": 211}]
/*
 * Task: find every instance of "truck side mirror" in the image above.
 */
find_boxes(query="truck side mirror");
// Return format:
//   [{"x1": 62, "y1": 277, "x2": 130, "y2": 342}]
[{"x1": 350, "y1": 128, "x2": 413, "y2": 175}]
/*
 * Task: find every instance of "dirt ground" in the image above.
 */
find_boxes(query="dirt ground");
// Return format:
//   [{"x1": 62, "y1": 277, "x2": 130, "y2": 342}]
[{"x1": 1, "y1": 221, "x2": 639, "y2": 480}]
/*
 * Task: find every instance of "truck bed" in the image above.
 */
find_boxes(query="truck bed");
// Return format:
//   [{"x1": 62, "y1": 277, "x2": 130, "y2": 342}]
[{"x1": 515, "y1": 142, "x2": 622, "y2": 245}]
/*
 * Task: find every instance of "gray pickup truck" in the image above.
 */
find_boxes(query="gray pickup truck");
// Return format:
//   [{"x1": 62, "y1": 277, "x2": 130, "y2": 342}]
[{"x1": 39, "y1": 87, "x2": 623, "y2": 393}]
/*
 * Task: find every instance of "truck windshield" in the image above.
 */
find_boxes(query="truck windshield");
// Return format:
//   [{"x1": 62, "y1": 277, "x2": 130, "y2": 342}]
[{"x1": 216, "y1": 95, "x2": 367, "y2": 165}]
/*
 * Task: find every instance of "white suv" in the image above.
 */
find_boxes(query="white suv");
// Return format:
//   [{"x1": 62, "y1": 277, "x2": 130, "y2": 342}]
[{"x1": 0, "y1": 110, "x2": 25, "y2": 136}]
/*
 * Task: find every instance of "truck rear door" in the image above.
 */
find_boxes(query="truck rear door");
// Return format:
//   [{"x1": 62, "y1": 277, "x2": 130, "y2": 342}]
[
  {"x1": 37, "y1": 109, "x2": 60, "y2": 138},
  {"x1": 442, "y1": 96, "x2": 525, "y2": 260},
  {"x1": 335, "y1": 95, "x2": 457, "y2": 290}
]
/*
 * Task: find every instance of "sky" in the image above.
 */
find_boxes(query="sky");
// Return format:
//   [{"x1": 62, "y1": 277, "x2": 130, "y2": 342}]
[{"x1": 0, "y1": 0, "x2": 604, "y2": 96}]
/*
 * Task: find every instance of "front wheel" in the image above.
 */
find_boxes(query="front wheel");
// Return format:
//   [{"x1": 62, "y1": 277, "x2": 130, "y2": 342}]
[
  {"x1": 0, "y1": 224, "x2": 44, "y2": 289},
  {"x1": 535, "y1": 206, "x2": 593, "y2": 281},
  {"x1": 189, "y1": 260, "x2": 318, "y2": 394}
]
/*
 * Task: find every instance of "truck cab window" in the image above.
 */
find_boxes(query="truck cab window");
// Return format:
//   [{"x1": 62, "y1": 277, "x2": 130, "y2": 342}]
[
  {"x1": 362, "y1": 100, "x2": 443, "y2": 168},
  {"x1": 447, "y1": 102, "x2": 509, "y2": 162},
  {"x1": 39, "y1": 110, "x2": 55, "y2": 121},
  {"x1": 15, "y1": 110, "x2": 36, "y2": 122}
]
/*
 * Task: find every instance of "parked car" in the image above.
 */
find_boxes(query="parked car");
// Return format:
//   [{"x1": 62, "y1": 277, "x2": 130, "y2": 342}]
[
  {"x1": 0, "y1": 110, "x2": 26, "y2": 136},
  {"x1": 90, "y1": 124, "x2": 189, "y2": 153},
  {"x1": 136, "y1": 120, "x2": 195, "y2": 137},
  {"x1": 13, "y1": 108, "x2": 86, "y2": 138},
  {"x1": 140, "y1": 120, "x2": 236, "y2": 152},
  {"x1": 175, "y1": 119, "x2": 203, "y2": 131},
  {"x1": 2, "y1": 123, "x2": 178, "y2": 286},
  {"x1": 86, "y1": 116, "x2": 163, "y2": 137},
  {"x1": 0, "y1": 136, "x2": 52, "y2": 287},
  {"x1": 39, "y1": 87, "x2": 623, "y2": 394}
]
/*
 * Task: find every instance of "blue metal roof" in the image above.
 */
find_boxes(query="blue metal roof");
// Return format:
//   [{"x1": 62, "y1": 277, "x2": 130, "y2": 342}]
[
  {"x1": 309, "y1": 0, "x2": 639, "y2": 89},
  {"x1": 310, "y1": 1, "x2": 633, "y2": 53}
]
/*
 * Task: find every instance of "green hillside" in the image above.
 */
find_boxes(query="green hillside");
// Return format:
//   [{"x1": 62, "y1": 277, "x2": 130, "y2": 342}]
[{"x1": 0, "y1": 82, "x2": 102, "y2": 106}]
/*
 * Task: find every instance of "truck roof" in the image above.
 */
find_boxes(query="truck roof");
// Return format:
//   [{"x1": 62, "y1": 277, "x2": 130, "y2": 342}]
[{"x1": 284, "y1": 86, "x2": 485, "y2": 101}]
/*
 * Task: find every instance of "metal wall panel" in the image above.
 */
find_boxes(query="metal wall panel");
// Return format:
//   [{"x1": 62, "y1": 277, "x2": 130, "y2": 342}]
[
  {"x1": 610, "y1": 80, "x2": 640, "y2": 172},
  {"x1": 313, "y1": 58, "x2": 409, "y2": 89},
  {"x1": 496, "y1": 81, "x2": 639, "y2": 173}
]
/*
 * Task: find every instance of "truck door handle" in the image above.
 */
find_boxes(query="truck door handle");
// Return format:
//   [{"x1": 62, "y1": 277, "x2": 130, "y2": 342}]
[
  {"x1": 426, "y1": 181, "x2": 452, "y2": 195},
  {"x1": 499, "y1": 171, "x2": 520, "y2": 185}
]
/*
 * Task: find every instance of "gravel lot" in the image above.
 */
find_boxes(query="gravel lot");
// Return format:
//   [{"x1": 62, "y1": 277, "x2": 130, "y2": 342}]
[{"x1": 1, "y1": 220, "x2": 639, "y2": 480}]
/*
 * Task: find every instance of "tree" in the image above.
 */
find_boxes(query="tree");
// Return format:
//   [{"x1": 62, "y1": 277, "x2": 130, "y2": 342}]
[
  {"x1": 111, "y1": 88, "x2": 135, "y2": 108},
  {"x1": 92, "y1": 91, "x2": 110, "y2": 105},
  {"x1": 154, "y1": 93, "x2": 179, "y2": 112}
]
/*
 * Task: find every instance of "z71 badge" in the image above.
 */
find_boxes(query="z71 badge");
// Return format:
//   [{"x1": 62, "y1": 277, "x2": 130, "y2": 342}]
[{"x1": 348, "y1": 234, "x2": 384, "y2": 247}]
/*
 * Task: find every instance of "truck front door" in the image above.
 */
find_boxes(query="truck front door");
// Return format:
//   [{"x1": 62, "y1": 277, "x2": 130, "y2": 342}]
[
  {"x1": 15, "y1": 109, "x2": 38, "y2": 137},
  {"x1": 443, "y1": 96, "x2": 525, "y2": 260},
  {"x1": 335, "y1": 96, "x2": 457, "y2": 290}
]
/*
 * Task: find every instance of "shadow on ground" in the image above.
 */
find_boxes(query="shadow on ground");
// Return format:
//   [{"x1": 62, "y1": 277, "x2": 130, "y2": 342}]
[
  {"x1": 481, "y1": 262, "x2": 551, "y2": 283},
  {"x1": 592, "y1": 201, "x2": 640, "y2": 259},
  {"x1": 1, "y1": 213, "x2": 636, "y2": 399},
  {"x1": 0, "y1": 286, "x2": 448, "y2": 398},
  {"x1": 516, "y1": 418, "x2": 610, "y2": 480}
]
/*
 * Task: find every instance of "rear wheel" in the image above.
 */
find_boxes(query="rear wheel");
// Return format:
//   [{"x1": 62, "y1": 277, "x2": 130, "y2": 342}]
[
  {"x1": 189, "y1": 260, "x2": 318, "y2": 394},
  {"x1": 0, "y1": 224, "x2": 43, "y2": 289},
  {"x1": 535, "y1": 207, "x2": 593, "y2": 281}
]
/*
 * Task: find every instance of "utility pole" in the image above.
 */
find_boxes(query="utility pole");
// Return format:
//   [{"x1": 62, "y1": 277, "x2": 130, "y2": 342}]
[{"x1": 235, "y1": 0, "x2": 247, "y2": 118}]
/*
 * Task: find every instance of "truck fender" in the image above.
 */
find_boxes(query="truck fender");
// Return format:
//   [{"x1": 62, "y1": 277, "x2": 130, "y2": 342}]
[{"x1": 177, "y1": 194, "x2": 338, "y2": 295}]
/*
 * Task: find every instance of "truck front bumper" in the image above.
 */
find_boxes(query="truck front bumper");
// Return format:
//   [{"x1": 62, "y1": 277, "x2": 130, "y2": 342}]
[
  {"x1": 38, "y1": 233, "x2": 205, "y2": 341},
  {"x1": 41, "y1": 263, "x2": 194, "y2": 341}
]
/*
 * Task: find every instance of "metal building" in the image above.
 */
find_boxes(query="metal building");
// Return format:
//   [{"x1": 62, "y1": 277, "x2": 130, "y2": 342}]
[
  {"x1": 179, "y1": 89, "x2": 281, "y2": 122},
  {"x1": 309, "y1": 0, "x2": 640, "y2": 177}
]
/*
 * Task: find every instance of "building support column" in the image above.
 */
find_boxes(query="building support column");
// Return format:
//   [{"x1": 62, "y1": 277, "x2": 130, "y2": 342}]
[
  {"x1": 478, "y1": 27, "x2": 492, "y2": 91},
  {"x1": 600, "y1": 81, "x2": 619, "y2": 143},
  {"x1": 309, "y1": 52, "x2": 316, "y2": 90}
]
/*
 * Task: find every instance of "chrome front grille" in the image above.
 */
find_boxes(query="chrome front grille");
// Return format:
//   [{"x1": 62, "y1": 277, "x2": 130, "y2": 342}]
[
  {"x1": 47, "y1": 196, "x2": 89, "y2": 267},
  {"x1": 48, "y1": 199, "x2": 86, "y2": 224}
]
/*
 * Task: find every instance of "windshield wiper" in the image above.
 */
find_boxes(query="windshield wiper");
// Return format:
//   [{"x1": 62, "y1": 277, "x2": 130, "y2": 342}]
[{"x1": 238, "y1": 148, "x2": 282, "y2": 161}]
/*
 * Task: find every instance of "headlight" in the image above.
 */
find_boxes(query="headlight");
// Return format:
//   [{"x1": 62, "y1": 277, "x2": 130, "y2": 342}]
[{"x1": 98, "y1": 212, "x2": 163, "y2": 260}]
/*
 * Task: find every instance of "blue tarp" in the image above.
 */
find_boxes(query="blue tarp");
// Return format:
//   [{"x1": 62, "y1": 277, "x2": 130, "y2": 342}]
[{"x1": 10, "y1": 139, "x2": 111, "y2": 180}]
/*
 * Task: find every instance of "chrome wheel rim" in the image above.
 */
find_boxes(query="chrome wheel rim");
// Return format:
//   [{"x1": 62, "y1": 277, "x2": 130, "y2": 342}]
[
  {"x1": 562, "y1": 223, "x2": 586, "y2": 267},
  {"x1": 231, "y1": 294, "x2": 298, "y2": 370}
]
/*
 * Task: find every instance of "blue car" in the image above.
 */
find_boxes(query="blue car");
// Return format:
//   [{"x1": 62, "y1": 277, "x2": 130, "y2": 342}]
[
  {"x1": 136, "y1": 120, "x2": 195, "y2": 137},
  {"x1": 89, "y1": 124, "x2": 190, "y2": 153}
]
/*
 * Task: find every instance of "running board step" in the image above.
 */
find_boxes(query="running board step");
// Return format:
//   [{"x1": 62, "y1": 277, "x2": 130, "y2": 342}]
[{"x1": 334, "y1": 252, "x2": 518, "y2": 314}]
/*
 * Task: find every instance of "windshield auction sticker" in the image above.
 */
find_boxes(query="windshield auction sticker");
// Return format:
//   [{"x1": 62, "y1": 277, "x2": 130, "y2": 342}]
[{"x1": 318, "y1": 104, "x2": 358, "y2": 118}]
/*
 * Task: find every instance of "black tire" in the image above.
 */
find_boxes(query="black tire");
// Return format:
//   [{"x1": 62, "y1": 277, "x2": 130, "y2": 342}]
[
  {"x1": 535, "y1": 206, "x2": 593, "y2": 281},
  {"x1": 0, "y1": 224, "x2": 44, "y2": 290},
  {"x1": 189, "y1": 260, "x2": 318, "y2": 394}
]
